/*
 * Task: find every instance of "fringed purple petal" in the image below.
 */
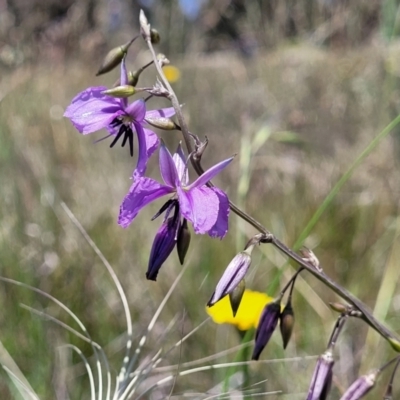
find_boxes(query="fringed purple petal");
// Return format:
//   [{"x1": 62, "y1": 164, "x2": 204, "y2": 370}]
[
  {"x1": 64, "y1": 86, "x2": 122, "y2": 134},
  {"x1": 118, "y1": 177, "x2": 172, "y2": 228},
  {"x1": 177, "y1": 186, "x2": 219, "y2": 234}
]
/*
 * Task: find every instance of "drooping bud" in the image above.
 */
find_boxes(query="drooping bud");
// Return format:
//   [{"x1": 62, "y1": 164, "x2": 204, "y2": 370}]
[
  {"x1": 306, "y1": 349, "x2": 335, "y2": 400},
  {"x1": 102, "y1": 85, "x2": 136, "y2": 98},
  {"x1": 147, "y1": 208, "x2": 180, "y2": 281},
  {"x1": 229, "y1": 279, "x2": 246, "y2": 317},
  {"x1": 279, "y1": 299, "x2": 295, "y2": 349},
  {"x1": 251, "y1": 300, "x2": 281, "y2": 360},
  {"x1": 339, "y1": 370, "x2": 378, "y2": 400},
  {"x1": 150, "y1": 28, "x2": 161, "y2": 44},
  {"x1": 207, "y1": 249, "x2": 252, "y2": 307},
  {"x1": 145, "y1": 116, "x2": 180, "y2": 131},
  {"x1": 177, "y1": 218, "x2": 190, "y2": 265},
  {"x1": 96, "y1": 37, "x2": 138, "y2": 76}
]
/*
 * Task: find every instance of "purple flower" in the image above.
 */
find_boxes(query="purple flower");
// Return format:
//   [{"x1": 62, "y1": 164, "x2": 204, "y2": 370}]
[
  {"x1": 119, "y1": 142, "x2": 233, "y2": 238},
  {"x1": 64, "y1": 58, "x2": 175, "y2": 176}
]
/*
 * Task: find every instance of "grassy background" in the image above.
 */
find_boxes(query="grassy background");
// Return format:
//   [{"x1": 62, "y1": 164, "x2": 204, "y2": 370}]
[{"x1": 1, "y1": 1, "x2": 400, "y2": 398}]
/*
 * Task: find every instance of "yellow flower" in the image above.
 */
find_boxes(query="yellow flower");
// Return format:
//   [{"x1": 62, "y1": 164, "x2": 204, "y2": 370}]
[
  {"x1": 163, "y1": 65, "x2": 181, "y2": 83},
  {"x1": 206, "y1": 289, "x2": 274, "y2": 331}
]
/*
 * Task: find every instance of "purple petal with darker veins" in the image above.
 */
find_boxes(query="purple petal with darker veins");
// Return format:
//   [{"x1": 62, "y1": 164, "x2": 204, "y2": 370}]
[
  {"x1": 145, "y1": 106, "x2": 176, "y2": 119},
  {"x1": 118, "y1": 177, "x2": 173, "y2": 228},
  {"x1": 126, "y1": 98, "x2": 146, "y2": 122},
  {"x1": 188, "y1": 156, "x2": 234, "y2": 190},
  {"x1": 177, "y1": 186, "x2": 219, "y2": 234},
  {"x1": 207, "y1": 187, "x2": 229, "y2": 238},
  {"x1": 64, "y1": 86, "x2": 122, "y2": 134},
  {"x1": 159, "y1": 141, "x2": 179, "y2": 188}
]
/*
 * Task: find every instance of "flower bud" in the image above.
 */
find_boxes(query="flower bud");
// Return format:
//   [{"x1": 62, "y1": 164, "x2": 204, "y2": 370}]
[
  {"x1": 229, "y1": 279, "x2": 246, "y2": 317},
  {"x1": 280, "y1": 300, "x2": 294, "y2": 349},
  {"x1": 147, "y1": 215, "x2": 180, "y2": 281},
  {"x1": 150, "y1": 29, "x2": 161, "y2": 44},
  {"x1": 102, "y1": 85, "x2": 136, "y2": 98},
  {"x1": 339, "y1": 370, "x2": 378, "y2": 400},
  {"x1": 96, "y1": 37, "x2": 137, "y2": 76},
  {"x1": 306, "y1": 349, "x2": 334, "y2": 400},
  {"x1": 177, "y1": 218, "x2": 190, "y2": 265},
  {"x1": 145, "y1": 117, "x2": 180, "y2": 131},
  {"x1": 207, "y1": 250, "x2": 252, "y2": 307},
  {"x1": 251, "y1": 301, "x2": 281, "y2": 360},
  {"x1": 329, "y1": 302, "x2": 348, "y2": 314}
]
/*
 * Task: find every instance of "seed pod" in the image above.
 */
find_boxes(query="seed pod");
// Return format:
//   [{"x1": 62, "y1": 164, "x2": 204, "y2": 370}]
[
  {"x1": 177, "y1": 218, "x2": 190, "y2": 264},
  {"x1": 329, "y1": 302, "x2": 348, "y2": 314},
  {"x1": 96, "y1": 37, "x2": 137, "y2": 76},
  {"x1": 229, "y1": 279, "x2": 245, "y2": 317},
  {"x1": 280, "y1": 300, "x2": 295, "y2": 349},
  {"x1": 145, "y1": 117, "x2": 180, "y2": 131},
  {"x1": 102, "y1": 85, "x2": 136, "y2": 98},
  {"x1": 150, "y1": 29, "x2": 161, "y2": 44}
]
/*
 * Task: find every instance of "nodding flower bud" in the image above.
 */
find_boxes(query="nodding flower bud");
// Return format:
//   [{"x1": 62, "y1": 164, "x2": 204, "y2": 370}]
[
  {"x1": 229, "y1": 279, "x2": 246, "y2": 317},
  {"x1": 280, "y1": 300, "x2": 295, "y2": 349},
  {"x1": 207, "y1": 249, "x2": 253, "y2": 307},
  {"x1": 96, "y1": 37, "x2": 138, "y2": 76},
  {"x1": 150, "y1": 28, "x2": 161, "y2": 44},
  {"x1": 177, "y1": 218, "x2": 191, "y2": 265},
  {"x1": 102, "y1": 85, "x2": 136, "y2": 98},
  {"x1": 145, "y1": 117, "x2": 180, "y2": 131},
  {"x1": 339, "y1": 370, "x2": 378, "y2": 400},
  {"x1": 306, "y1": 349, "x2": 334, "y2": 400},
  {"x1": 147, "y1": 212, "x2": 180, "y2": 281},
  {"x1": 251, "y1": 300, "x2": 281, "y2": 360}
]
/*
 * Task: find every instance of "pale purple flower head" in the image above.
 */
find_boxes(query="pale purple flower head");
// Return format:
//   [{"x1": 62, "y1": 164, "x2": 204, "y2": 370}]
[
  {"x1": 119, "y1": 142, "x2": 233, "y2": 239},
  {"x1": 64, "y1": 58, "x2": 175, "y2": 177}
]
